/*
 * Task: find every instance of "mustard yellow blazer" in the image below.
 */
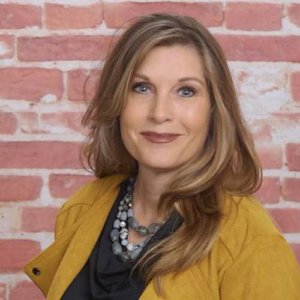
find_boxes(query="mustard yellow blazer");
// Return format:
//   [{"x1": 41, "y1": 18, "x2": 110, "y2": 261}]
[{"x1": 24, "y1": 175, "x2": 300, "y2": 299}]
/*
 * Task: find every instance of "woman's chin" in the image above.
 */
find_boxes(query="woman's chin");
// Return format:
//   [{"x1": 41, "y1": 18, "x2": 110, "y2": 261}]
[{"x1": 138, "y1": 160, "x2": 183, "y2": 173}]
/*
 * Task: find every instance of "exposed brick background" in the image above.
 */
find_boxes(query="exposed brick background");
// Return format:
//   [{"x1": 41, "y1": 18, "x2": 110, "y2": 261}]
[
  {"x1": 45, "y1": 3, "x2": 103, "y2": 30},
  {"x1": 0, "y1": 35, "x2": 14, "y2": 59},
  {"x1": 9, "y1": 281, "x2": 44, "y2": 300},
  {"x1": 225, "y1": 3, "x2": 282, "y2": 31},
  {"x1": 0, "y1": 176, "x2": 42, "y2": 202},
  {"x1": 49, "y1": 174, "x2": 94, "y2": 198},
  {"x1": 0, "y1": 240, "x2": 40, "y2": 273},
  {"x1": 0, "y1": 4, "x2": 42, "y2": 29},
  {"x1": 0, "y1": 1, "x2": 299, "y2": 298}
]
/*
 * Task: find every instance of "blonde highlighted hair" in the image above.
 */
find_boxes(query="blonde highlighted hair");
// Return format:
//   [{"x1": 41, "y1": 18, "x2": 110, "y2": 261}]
[{"x1": 82, "y1": 13, "x2": 262, "y2": 295}]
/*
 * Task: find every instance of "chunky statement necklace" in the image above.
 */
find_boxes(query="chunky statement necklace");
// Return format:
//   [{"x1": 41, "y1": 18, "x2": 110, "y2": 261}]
[{"x1": 110, "y1": 177, "x2": 163, "y2": 262}]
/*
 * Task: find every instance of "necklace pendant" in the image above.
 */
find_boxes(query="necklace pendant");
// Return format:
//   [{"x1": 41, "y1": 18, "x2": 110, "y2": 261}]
[
  {"x1": 120, "y1": 221, "x2": 126, "y2": 228},
  {"x1": 127, "y1": 208, "x2": 133, "y2": 217},
  {"x1": 120, "y1": 228, "x2": 128, "y2": 239},
  {"x1": 128, "y1": 217, "x2": 138, "y2": 229},
  {"x1": 112, "y1": 242, "x2": 122, "y2": 255},
  {"x1": 120, "y1": 211, "x2": 127, "y2": 221},
  {"x1": 137, "y1": 225, "x2": 148, "y2": 236},
  {"x1": 121, "y1": 239, "x2": 128, "y2": 246},
  {"x1": 111, "y1": 176, "x2": 165, "y2": 263},
  {"x1": 130, "y1": 248, "x2": 141, "y2": 260},
  {"x1": 110, "y1": 228, "x2": 119, "y2": 242},
  {"x1": 113, "y1": 219, "x2": 120, "y2": 229},
  {"x1": 126, "y1": 242, "x2": 134, "y2": 251}
]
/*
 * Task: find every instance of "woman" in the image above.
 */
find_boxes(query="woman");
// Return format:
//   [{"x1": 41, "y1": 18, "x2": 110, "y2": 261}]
[{"x1": 24, "y1": 14, "x2": 300, "y2": 299}]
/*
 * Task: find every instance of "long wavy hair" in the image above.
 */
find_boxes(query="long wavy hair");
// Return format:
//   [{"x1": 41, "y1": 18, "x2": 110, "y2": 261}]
[{"x1": 82, "y1": 13, "x2": 262, "y2": 295}]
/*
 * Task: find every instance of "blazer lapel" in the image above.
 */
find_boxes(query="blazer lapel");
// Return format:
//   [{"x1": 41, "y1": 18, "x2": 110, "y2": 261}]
[{"x1": 46, "y1": 182, "x2": 120, "y2": 300}]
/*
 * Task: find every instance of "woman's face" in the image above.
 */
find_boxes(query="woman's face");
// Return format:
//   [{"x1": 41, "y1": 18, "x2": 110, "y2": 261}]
[{"x1": 120, "y1": 44, "x2": 211, "y2": 174}]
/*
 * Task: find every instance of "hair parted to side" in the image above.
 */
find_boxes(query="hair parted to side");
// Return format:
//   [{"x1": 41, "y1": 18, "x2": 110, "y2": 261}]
[{"x1": 82, "y1": 13, "x2": 262, "y2": 295}]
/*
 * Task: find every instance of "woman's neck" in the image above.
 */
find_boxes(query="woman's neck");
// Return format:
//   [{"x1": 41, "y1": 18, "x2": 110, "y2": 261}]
[{"x1": 132, "y1": 167, "x2": 174, "y2": 225}]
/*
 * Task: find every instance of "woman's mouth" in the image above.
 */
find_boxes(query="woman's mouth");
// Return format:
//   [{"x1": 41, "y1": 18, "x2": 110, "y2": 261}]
[{"x1": 140, "y1": 131, "x2": 181, "y2": 143}]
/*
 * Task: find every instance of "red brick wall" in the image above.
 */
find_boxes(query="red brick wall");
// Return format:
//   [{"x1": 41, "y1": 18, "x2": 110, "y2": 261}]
[{"x1": 0, "y1": 1, "x2": 299, "y2": 299}]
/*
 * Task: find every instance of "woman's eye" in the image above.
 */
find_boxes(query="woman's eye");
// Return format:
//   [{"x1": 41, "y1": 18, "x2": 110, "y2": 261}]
[
  {"x1": 178, "y1": 87, "x2": 195, "y2": 97},
  {"x1": 132, "y1": 83, "x2": 151, "y2": 94}
]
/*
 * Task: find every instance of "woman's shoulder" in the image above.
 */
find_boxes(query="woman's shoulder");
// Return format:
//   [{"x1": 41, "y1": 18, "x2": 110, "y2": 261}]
[
  {"x1": 218, "y1": 194, "x2": 285, "y2": 259},
  {"x1": 53, "y1": 174, "x2": 127, "y2": 239},
  {"x1": 58, "y1": 174, "x2": 127, "y2": 213}
]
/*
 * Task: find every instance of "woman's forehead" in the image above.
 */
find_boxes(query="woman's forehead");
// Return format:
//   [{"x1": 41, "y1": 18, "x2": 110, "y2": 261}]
[{"x1": 132, "y1": 45, "x2": 205, "y2": 79}]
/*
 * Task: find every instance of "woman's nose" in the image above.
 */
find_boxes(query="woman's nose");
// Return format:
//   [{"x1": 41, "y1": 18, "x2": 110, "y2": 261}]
[{"x1": 148, "y1": 93, "x2": 173, "y2": 123}]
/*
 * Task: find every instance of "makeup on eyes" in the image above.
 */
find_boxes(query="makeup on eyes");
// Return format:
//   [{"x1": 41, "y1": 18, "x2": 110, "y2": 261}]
[{"x1": 131, "y1": 81, "x2": 199, "y2": 97}]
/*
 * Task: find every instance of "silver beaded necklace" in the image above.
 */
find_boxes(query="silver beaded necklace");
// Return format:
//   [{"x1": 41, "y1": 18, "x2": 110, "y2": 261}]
[{"x1": 110, "y1": 177, "x2": 163, "y2": 262}]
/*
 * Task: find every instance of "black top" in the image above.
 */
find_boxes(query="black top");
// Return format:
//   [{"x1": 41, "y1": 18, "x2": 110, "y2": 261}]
[{"x1": 62, "y1": 178, "x2": 182, "y2": 300}]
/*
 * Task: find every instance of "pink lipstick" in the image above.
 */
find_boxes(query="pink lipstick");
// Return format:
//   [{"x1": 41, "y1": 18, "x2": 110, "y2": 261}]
[{"x1": 140, "y1": 131, "x2": 181, "y2": 143}]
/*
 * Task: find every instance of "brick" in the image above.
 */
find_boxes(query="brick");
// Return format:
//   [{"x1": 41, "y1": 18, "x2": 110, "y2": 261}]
[
  {"x1": 67, "y1": 69, "x2": 99, "y2": 101},
  {"x1": 18, "y1": 36, "x2": 109, "y2": 61},
  {"x1": 0, "y1": 176, "x2": 42, "y2": 202},
  {"x1": 291, "y1": 72, "x2": 300, "y2": 102},
  {"x1": 45, "y1": 3, "x2": 102, "y2": 30},
  {"x1": 0, "y1": 240, "x2": 40, "y2": 272},
  {"x1": 22, "y1": 207, "x2": 58, "y2": 232},
  {"x1": 250, "y1": 122, "x2": 272, "y2": 143},
  {"x1": 286, "y1": 143, "x2": 300, "y2": 171},
  {"x1": 104, "y1": 2, "x2": 223, "y2": 28},
  {"x1": 0, "y1": 283, "x2": 5, "y2": 300},
  {"x1": 290, "y1": 244, "x2": 300, "y2": 265},
  {"x1": 225, "y1": 2, "x2": 282, "y2": 31},
  {"x1": 49, "y1": 174, "x2": 93, "y2": 198},
  {"x1": 287, "y1": 4, "x2": 300, "y2": 27},
  {"x1": 0, "y1": 112, "x2": 17, "y2": 134},
  {"x1": 257, "y1": 145, "x2": 282, "y2": 169},
  {"x1": 255, "y1": 177, "x2": 280, "y2": 204},
  {"x1": 282, "y1": 178, "x2": 300, "y2": 202},
  {"x1": 41, "y1": 112, "x2": 85, "y2": 134},
  {"x1": 0, "y1": 4, "x2": 41, "y2": 29},
  {"x1": 268, "y1": 209, "x2": 300, "y2": 233},
  {"x1": 0, "y1": 35, "x2": 14, "y2": 59},
  {"x1": 0, "y1": 68, "x2": 63, "y2": 101},
  {"x1": 216, "y1": 35, "x2": 300, "y2": 62},
  {"x1": 0, "y1": 142, "x2": 81, "y2": 169},
  {"x1": 9, "y1": 281, "x2": 44, "y2": 300},
  {"x1": 272, "y1": 112, "x2": 300, "y2": 122},
  {"x1": 17, "y1": 112, "x2": 39, "y2": 134},
  {"x1": 0, "y1": 207, "x2": 21, "y2": 232},
  {"x1": 268, "y1": 113, "x2": 300, "y2": 141},
  {"x1": 0, "y1": 284, "x2": 4, "y2": 300}
]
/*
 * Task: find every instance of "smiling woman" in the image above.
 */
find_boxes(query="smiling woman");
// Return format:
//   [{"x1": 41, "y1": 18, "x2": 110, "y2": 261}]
[
  {"x1": 24, "y1": 13, "x2": 300, "y2": 300},
  {"x1": 120, "y1": 45, "x2": 211, "y2": 173}
]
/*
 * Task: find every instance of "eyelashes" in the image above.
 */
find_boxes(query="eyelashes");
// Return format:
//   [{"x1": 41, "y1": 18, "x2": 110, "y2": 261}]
[
  {"x1": 178, "y1": 87, "x2": 196, "y2": 97},
  {"x1": 132, "y1": 82, "x2": 151, "y2": 94},
  {"x1": 131, "y1": 82, "x2": 197, "y2": 98}
]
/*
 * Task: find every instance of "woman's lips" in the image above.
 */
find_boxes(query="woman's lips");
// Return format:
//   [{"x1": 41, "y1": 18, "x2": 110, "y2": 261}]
[{"x1": 140, "y1": 131, "x2": 181, "y2": 143}]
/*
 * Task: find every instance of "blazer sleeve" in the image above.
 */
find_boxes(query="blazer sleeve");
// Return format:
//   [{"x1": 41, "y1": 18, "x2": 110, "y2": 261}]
[{"x1": 219, "y1": 234, "x2": 300, "y2": 300}]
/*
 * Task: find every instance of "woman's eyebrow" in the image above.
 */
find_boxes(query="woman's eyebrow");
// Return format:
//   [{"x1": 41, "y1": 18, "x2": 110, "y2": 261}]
[
  {"x1": 178, "y1": 77, "x2": 205, "y2": 87},
  {"x1": 133, "y1": 73, "x2": 150, "y2": 81},
  {"x1": 133, "y1": 73, "x2": 205, "y2": 87}
]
